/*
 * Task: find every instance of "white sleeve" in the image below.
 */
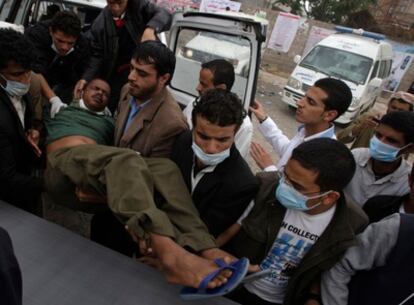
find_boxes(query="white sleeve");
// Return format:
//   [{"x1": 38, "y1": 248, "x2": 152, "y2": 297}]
[
  {"x1": 321, "y1": 214, "x2": 400, "y2": 305},
  {"x1": 258, "y1": 117, "x2": 291, "y2": 157},
  {"x1": 182, "y1": 103, "x2": 193, "y2": 129},
  {"x1": 264, "y1": 165, "x2": 278, "y2": 172},
  {"x1": 237, "y1": 200, "x2": 255, "y2": 224},
  {"x1": 235, "y1": 117, "x2": 253, "y2": 159}
]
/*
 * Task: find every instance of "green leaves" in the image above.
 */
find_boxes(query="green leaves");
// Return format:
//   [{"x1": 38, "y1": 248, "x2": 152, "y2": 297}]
[{"x1": 269, "y1": 0, "x2": 377, "y2": 24}]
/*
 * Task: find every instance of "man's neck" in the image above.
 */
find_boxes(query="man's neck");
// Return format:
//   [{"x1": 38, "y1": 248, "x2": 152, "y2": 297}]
[
  {"x1": 303, "y1": 121, "x2": 331, "y2": 137},
  {"x1": 371, "y1": 158, "x2": 401, "y2": 177},
  {"x1": 195, "y1": 158, "x2": 207, "y2": 173},
  {"x1": 134, "y1": 87, "x2": 163, "y2": 106}
]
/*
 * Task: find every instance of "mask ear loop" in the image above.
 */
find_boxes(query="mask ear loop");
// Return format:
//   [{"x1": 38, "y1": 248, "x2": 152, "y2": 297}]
[
  {"x1": 0, "y1": 73, "x2": 7, "y2": 89},
  {"x1": 306, "y1": 190, "x2": 333, "y2": 211},
  {"x1": 396, "y1": 143, "x2": 413, "y2": 159}
]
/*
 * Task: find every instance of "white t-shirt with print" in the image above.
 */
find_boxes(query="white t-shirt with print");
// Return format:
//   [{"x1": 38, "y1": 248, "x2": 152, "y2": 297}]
[{"x1": 245, "y1": 206, "x2": 336, "y2": 303}]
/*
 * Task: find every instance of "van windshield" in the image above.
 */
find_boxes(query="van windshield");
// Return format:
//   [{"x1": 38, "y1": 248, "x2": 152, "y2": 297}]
[{"x1": 300, "y1": 46, "x2": 373, "y2": 85}]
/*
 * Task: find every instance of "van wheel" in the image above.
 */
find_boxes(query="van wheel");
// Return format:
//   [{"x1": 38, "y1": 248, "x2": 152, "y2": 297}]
[{"x1": 288, "y1": 105, "x2": 296, "y2": 112}]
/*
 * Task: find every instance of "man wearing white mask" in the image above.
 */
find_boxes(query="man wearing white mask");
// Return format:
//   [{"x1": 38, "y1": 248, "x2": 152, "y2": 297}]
[
  {"x1": 344, "y1": 111, "x2": 414, "y2": 207},
  {"x1": 0, "y1": 29, "x2": 43, "y2": 213},
  {"x1": 171, "y1": 89, "x2": 259, "y2": 237}
]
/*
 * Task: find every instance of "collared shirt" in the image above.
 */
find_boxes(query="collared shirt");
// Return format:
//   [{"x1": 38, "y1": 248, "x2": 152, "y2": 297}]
[
  {"x1": 123, "y1": 97, "x2": 151, "y2": 133},
  {"x1": 259, "y1": 117, "x2": 336, "y2": 171},
  {"x1": 78, "y1": 99, "x2": 112, "y2": 116},
  {"x1": 190, "y1": 157, "x2": 217, "y2": 193},
  {"x1": 344, "y1": 148, "x2": 411, "y2": 207},
  {"x1": 51, "y1": 43, "x2": 74, "y2": 56},
  {"x1": 10, "y1": 95, "x2": 26, "y2": 128}
]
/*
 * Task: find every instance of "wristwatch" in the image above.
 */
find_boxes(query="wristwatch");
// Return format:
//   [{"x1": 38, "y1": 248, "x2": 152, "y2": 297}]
[{"x1": 259, "y1": 116, "x2": 268, "y2": 124}]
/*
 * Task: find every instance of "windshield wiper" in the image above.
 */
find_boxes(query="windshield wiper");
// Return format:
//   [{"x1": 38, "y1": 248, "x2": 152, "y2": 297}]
[
  {"x1": 329, "y1": 71, "x2": 359, "y2": 85},
  {"x1": 300, "y1": 63, "x2": 331, "y2": 76}
]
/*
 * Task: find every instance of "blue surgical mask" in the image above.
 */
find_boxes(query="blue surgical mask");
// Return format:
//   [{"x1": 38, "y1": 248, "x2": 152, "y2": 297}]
[
  {"x1": 369, "y1": 135, "x2": 405, "y2": 162},
  {"x1": 275, "y1": 176, "x2": 330, "y2": 211},
  {"x1": 0, "y1": 74, "x2": 30, "y2": 97},
  {"x1": 191, "y1": 141, "x2": 230, "y2": 166}
]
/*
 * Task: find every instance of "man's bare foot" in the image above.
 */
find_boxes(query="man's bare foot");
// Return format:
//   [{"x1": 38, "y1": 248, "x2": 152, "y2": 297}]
[
  {"x1": 151, "y1": 234, "x2": 233, "y2": 289},
  {"x1": 201, "y1": 248, "x2": 236, "y2": 261}
]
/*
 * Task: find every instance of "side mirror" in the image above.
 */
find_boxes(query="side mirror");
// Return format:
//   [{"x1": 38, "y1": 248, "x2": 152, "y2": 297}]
[
  {"x1": 293, "y1": 55, "x2": 301, "y2": 64},
  {"x1": 369, "y1": 77, "x2": 382, "y2": 87}
]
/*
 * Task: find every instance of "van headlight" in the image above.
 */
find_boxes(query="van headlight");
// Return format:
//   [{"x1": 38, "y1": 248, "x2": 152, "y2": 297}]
[
  {"x1": 181, "y1": 47, "x2": 194, "y2": 59},
  {"x1": 351, "y1": 97, "x2": 360, "y2": 107},
  {"x1": 287, "y1": 77, "x2": 301, "y2": 90}
]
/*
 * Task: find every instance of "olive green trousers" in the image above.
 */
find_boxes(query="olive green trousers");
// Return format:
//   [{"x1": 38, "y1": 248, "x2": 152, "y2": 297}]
[{"x1": 45, "y1": 144, "x2": 216, "y2": 251}]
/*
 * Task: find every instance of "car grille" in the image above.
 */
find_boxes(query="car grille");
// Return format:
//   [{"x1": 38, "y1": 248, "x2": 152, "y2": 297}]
[
  {"x1": 302, "y1": 83, "x2": 310, "y2": 92},
  {"x1": 285, "y1": 87, "x2": 304, "y2": 104}
]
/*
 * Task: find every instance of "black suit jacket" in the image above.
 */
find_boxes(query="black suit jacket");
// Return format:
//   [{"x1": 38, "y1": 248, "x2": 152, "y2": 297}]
[
  {"x1": 0, "y1": 89, "x2": 43, "y2": 210},
  {"x1": 171, "y1": 130, "x2": 259, "y2": 237}
]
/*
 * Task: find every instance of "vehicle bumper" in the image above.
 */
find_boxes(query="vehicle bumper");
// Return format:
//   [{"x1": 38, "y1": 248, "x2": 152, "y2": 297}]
[{"x1": 282, "y1": 87, "x2": 303, "y2": 107}]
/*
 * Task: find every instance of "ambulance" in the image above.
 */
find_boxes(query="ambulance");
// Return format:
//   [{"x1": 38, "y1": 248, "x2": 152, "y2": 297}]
[{"x1": 282, "y1": 26, "x2": 393, "y2": 124}]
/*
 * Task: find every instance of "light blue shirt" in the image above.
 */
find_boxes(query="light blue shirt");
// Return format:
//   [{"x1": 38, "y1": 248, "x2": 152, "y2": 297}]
[{"x1": 123, "y1": 97, "x2": 151, "y2": 133}]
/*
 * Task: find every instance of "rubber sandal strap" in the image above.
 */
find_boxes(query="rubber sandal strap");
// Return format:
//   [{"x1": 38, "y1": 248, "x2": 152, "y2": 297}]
[{"x1": 198, "y1": 258, "x2": 236, "y2": 290}]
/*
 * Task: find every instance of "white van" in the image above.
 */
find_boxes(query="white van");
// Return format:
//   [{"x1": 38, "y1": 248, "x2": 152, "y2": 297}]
[{"x1": 282, "y1": 26, "x2": 393, "y2": 124}]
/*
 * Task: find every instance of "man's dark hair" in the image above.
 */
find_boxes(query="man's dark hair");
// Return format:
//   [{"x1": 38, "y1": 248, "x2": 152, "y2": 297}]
[
  {"x1": 49, "y1": 11, "x2": 81, "y2": 37},
  {"x1": 0, "y1": 29, "x2": 35, "y2": 70},
  {"x1": 314, "y1": 78, "x2": 352, "y2": 120},
  {"x1": 380, "y1": 111, "x2": 414, "y2": 145},
  {"x1": 390, "y1": 98, "x2": 414, "y2": 112},
  {"x1": 192, "y1": 88, "x2": 246, "y2": 129},
  {"x1": 132, "y1": 41, "x2": 175, "y2": 84},
  {"x1": 291, "y1": 138, "x2": 356, "y2": 192},
  {"x1": 202, "y1": 59, "x2": 235, "y2": 91}
]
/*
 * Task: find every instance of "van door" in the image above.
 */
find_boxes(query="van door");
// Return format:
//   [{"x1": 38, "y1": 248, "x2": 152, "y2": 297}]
[{"x1": 168, "y1": 12, "x2": 265, "y2": 112}]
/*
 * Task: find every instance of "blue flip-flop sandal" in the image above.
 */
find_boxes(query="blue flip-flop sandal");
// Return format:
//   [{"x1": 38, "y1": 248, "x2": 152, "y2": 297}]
[{"x1": 180, "y1": 257, "x2": 250, "y2": 300}]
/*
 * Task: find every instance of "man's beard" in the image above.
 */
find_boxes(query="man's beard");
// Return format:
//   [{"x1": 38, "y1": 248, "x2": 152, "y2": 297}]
[{"x1": 129, "y1": 82, "x2": 159, "y2": 101}]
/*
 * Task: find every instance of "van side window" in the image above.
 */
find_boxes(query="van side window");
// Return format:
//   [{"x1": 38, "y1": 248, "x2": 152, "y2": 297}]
[
  {"x1": 385, "y1": 60, "x2": 392, "y2": 77},
  {"x1": 378, "y1": 60, "x2": 387, "y2": 79},
  {"x1": 0, "y1": 0, "x2": 13, "y2": 20},
  {"x1": 370, "y1": 61, "x2": 379, "y2": 80}
]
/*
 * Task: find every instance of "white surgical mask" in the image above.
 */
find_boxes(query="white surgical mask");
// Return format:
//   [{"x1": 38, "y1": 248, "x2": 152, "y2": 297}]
[
  {"x1": 191, "y1": 141, "x2": 230, "y2": 166},
  {"x1": 0, "y1": 73, "x2": 30, "y2": 97}
]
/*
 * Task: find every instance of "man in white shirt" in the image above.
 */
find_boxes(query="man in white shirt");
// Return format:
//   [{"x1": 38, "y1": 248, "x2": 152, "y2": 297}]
[
  {"x1": 344, "y1": 111, "x2": 414, "y2": 207},
  {"x1": 250, "y1": 78, "x2": 352, "y2": 171},
  {"x1": 183, "y1": 59, "x2": 253, "y2": 159},
  {"x1": 0, "y1": 29, "x2": 43, "y2": 213}
]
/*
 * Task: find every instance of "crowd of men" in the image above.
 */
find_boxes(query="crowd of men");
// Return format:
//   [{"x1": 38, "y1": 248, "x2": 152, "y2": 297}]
[{"x1": 1, "y1": 0, "x2": 414, "y2": 304}]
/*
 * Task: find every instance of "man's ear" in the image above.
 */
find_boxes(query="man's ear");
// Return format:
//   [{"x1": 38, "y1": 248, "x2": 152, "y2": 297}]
[
  {"x1": 323, "y1": 110, "x2": 338, "y2": 122},
  {"x1": 215, "y1": 83, "x2": 227, "y2": 90},
  {"x1": 159, "y1": 73, "x2": 171, "y2": 87},
  {"x1": 321, "y1": 191, "x2": 340, "y2": 206}
]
